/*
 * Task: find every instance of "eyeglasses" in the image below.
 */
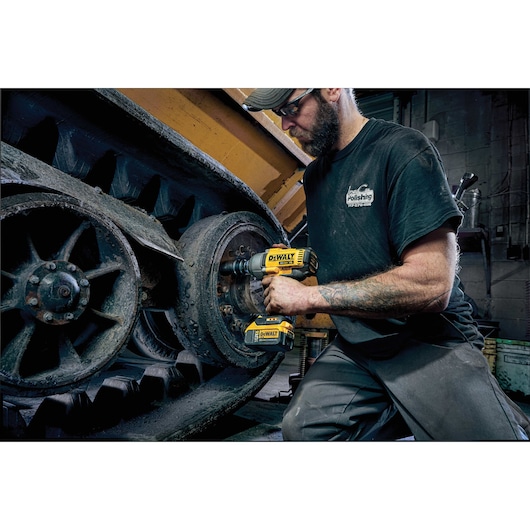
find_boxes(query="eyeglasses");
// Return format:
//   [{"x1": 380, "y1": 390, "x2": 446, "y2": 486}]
[{"x1": 272, "y1": 88, "x2": 314, "y2": 117}]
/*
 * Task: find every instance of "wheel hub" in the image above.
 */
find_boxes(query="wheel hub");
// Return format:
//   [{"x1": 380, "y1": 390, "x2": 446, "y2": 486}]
[
  {"x1": 174, "y1": 211, "x2": 286, "y2": 368},
  {"x1": 25, "y1": 260, "x2": 90, "y2": 325}
]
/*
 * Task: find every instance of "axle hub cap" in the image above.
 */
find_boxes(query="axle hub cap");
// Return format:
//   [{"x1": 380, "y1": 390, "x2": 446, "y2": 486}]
[{"x1": 25, "y1": 261, "x2": 90, "y2": 325}]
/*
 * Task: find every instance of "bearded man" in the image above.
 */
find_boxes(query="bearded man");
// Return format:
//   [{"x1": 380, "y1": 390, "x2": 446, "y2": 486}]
[{"x1": 243, "y1": 88, "x2": 530, "y2": 440}]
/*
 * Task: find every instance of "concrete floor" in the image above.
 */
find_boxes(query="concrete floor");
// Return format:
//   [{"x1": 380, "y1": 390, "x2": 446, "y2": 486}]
[{"x1": 192, "y1": 347, "x2": 530, "y2": 441}]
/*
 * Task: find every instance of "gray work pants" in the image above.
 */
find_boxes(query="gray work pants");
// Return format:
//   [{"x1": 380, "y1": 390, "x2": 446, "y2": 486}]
[{"x1": 282, "y1": 335, "x2": 530, "y2": 441}]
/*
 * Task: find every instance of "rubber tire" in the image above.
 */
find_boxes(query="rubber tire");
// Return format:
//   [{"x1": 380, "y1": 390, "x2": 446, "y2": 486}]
[{"x1": 174, "y1": 211, "x2": 285, "y2": 369}]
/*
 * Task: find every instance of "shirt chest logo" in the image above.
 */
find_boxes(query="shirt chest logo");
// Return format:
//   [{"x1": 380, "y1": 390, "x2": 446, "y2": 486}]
[{"x1": 346, "y1": 184, "x2": 374, "y2": 208}]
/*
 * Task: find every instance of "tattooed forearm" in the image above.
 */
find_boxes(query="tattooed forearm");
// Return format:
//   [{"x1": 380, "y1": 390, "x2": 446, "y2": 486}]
[
  {"x1": 317, "y1": 276, "x2": 452, "y2": 319},
  {"x1": 318, "y1": 279, "x2": 410, "y2": 318}
]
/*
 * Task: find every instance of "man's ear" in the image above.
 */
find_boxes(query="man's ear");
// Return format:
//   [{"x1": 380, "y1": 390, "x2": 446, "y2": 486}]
[{"x1": 323, "y1": 88, "x2": 342, "y2": 102}]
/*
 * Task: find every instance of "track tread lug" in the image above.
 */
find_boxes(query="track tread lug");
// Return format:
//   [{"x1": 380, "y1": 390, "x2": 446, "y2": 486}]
[
  {"x1": 26, "y1": 390, "x2": 94, "y2": 439},
  {"x1": 139, "y1": 365, "x2": 188, "y2": 402},
  {"x1": 92, "y1": 376, "x2": 145, "y2": 429},
  {"x1": 2, "y1": 400, "x2": 29, "y2": 439}
]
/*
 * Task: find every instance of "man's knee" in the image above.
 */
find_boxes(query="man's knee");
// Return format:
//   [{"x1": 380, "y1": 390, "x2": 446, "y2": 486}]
[{"x1": 281, "y1": 398, "x2": 305, "y2": 440}]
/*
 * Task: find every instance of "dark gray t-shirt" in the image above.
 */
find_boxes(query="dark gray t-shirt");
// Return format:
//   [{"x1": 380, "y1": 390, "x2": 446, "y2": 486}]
[{"x1": 304, "y1": 118, "x2": 482, "y2": 348}]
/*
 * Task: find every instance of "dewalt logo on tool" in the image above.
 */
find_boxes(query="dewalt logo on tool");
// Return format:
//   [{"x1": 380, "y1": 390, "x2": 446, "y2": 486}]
[{"x1": 268, "y1": 252, "x2": 295, "y2": 264}]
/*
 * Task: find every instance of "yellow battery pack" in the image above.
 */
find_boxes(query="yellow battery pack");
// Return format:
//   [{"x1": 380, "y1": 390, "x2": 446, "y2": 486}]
[{"x1": 244, "y1": 315, "x2": 295, "y2": 352}]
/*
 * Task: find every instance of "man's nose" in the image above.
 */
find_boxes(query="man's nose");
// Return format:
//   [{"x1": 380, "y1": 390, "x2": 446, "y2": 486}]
[{"x1": 281, "y1": 116, "x2": 296, "y2": 131}]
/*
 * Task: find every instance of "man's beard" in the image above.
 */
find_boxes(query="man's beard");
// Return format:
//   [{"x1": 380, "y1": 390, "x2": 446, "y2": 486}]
[{"x1": 292, "y1": 97, "x2": 340, "y2": 157}]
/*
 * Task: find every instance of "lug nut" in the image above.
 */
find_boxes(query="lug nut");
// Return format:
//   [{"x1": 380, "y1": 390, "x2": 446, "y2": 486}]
[
  {"x1": 29, "y1": 275, "x2": 40, "y2": 285},
  {"x1": 43, "y1": 312, "x2": 54, "y2": 322},
  {"x1": 28, "y1": 297, "x2": 39, "y2": 306}
]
